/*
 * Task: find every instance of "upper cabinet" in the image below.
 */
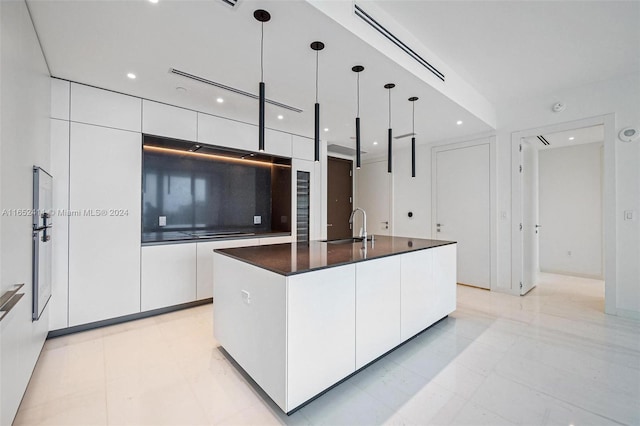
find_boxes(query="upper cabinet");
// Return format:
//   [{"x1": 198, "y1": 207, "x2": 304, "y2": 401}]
[
  {"x1": 198, "y1": 113, "x2": 255, "y2": 151},
  {"x1": 265, "y1": 129, "x2": 292, "y2": 158},
  {"x1": 143, "y1": 100, "x2": 197, "y2": 141},
  {"x1": 292, "y1": 135, "x2": 314, "y2": 161},
  {"x1": 51, "y1": 78, "x2": 70, "y2": 120},
  {"x1": 70, "y1": 83, "x2": 141, "y2": 132}
]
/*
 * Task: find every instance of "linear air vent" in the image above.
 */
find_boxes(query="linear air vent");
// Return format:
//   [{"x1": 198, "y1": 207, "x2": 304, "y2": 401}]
[
  {"x1": 169, "y1": 68, "x2": 303, "y2": 113},
  {"x1": 219, "y1": 0, "x2": 239, "y2": 8},
  {"x1": 536, "y1": 135, "x2": 550, "y2": 146},
  {"x1": 328, "y1": 144, "x2": 367, "y2": 156},
  {"x1": 354, "y1": 3, "x2": 445, "y2": 82}
]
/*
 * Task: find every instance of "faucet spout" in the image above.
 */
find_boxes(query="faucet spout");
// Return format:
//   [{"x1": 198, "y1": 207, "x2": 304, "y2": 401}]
[{"x1": 349, "y1": 208, "x2": 367, "y2": 240}]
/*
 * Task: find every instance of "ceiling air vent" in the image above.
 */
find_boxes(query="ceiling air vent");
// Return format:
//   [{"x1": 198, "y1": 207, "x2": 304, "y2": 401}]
[
  {"x1": 536, "y1": 135, "x2": 550, "y2": 146},
  {"x1": 169, "y1": 68, "x2": 302, "y2": 113},
  {"x1": 328, "y1": 144, "x2": 367, "y2": 156},
  {"x1": 219, "y1": 0, "x2": 240, "y2": 8},
  {"x1": 354, "y1": 3, "x2": 445, "y2": 82}
]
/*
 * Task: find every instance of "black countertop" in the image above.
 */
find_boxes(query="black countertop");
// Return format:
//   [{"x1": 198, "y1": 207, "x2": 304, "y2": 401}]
[
  {"x1": 214, "y1": 235, "x2": 455, "y2": 276},
  {"x1": 142, "y1": 230, "x2": 291, "y2": 245}
]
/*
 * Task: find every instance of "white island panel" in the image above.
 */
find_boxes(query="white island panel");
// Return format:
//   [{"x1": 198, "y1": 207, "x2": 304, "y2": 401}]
[
  {"x1": 355, "y1": 256, "x2": 401, "y2": 369},
  {"x1": 286, "y1": 264, "x2": 356, "y2": 410}
]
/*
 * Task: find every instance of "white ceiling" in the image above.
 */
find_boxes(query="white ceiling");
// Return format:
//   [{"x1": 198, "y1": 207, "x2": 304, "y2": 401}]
[
  {"x1": 371, "y1": 0, "x2": 640, "y2": 105},
  {"x1": 27, "y1": 0, "x2": 492, "y2": 156},
  {"x1": 524, "y1": 124, "x2": 604, "y2": 151}
]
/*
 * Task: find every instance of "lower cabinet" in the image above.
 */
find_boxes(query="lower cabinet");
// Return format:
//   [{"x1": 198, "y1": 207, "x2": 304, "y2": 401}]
[
  {"x1": 355, "y1": 256, "x2": 401, "y2": 368},
  {"x1": 141, "y1": 244, "x2": 197, "y2": 311}
]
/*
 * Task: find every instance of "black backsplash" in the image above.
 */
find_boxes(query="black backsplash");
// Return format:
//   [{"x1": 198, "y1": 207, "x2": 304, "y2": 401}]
[{"x1": 142, "y1": 138, "x2": 291, "y2": 237}]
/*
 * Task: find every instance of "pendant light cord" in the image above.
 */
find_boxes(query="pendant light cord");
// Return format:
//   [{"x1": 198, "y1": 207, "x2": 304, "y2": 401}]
[
  {"x1": 356, "y1": 73, "x2": 360, "y2": 118},
  {"x1": 315, "y1": 50, "x2": 319, "y2": 103},
  {"x1": 260, "y1": 22, "x2": 264, "y2": 82}
]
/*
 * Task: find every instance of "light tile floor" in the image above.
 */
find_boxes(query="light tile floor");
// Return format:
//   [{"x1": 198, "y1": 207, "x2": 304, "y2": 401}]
[{"x1": 14, "y1": 273, "x2": 640, "y2": 425}]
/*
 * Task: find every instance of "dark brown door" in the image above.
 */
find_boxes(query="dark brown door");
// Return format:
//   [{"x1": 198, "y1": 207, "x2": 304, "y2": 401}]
[{"x1": 327, "y1": 157, "x2": 353, "y2": 240}]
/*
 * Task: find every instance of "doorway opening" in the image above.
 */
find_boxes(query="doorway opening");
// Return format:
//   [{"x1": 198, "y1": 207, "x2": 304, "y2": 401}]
[
  {"x1": 327, "y1": 157, "x2": 353, "y2": 240},
  {"x1": 512, "y1": 114, "x2": 614, "y2": 313}
]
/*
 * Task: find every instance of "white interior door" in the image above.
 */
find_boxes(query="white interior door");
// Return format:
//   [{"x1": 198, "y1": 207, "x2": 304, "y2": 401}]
[
  {"x1": 521, "y1": 141, "x2": 539, "y2": 294},
  {"x1": 433, "y1": 144, "x2": 490, "y2": 289},
  {"x1": 355, "y1": 160, "x2": 391, "y2": 236}
]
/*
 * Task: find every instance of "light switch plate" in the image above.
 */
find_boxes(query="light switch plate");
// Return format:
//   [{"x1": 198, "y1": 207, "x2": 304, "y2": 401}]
[
  {"x1": 159, "y1": 216, "x2": 167, "y2": 226},
  {"x1": 253, "y1": 215, "x2": 262, "y2": 225}
]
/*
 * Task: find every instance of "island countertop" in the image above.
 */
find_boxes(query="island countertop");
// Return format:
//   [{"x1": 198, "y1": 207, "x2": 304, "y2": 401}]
[{"x1": 214, "y1": 235, "x2": 455, "y2": 276}]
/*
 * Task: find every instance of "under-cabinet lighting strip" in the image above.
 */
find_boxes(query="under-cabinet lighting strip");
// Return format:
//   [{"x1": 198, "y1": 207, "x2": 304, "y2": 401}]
[{"x1": 143, "y1": 145, "x2": 291, "y2": 168}]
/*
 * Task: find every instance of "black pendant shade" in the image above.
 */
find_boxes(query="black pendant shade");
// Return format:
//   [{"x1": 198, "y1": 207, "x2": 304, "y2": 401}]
[
  {"x1": 409, "y1": 96, "x2": 418, "y2": 177},
  {"x1": 385, "y1": 83, "x2": 395, "y2": 173},
  {"x1": 254, "y1": 9, "x2": 271, "y2": 152},
  {"x1": 352, "y1": 65, "x2": 364, "y2": 169},
  {"x1": 311, "y1": 41, "x2": 325, "y2": 162}
]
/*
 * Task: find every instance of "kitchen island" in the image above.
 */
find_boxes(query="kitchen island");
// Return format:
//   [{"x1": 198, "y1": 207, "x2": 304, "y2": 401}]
[{"x1": 213, "y1": 236, "x2": 456, "y2": 413}]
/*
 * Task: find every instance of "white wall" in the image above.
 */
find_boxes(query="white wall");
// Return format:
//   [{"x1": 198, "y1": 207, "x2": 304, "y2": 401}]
[
  {"x1": 538, "y1": 142, "x2": 603, "y2": 278},
  {"x1": 0, "y1": 0, "x2": 51, "y2": 424}
]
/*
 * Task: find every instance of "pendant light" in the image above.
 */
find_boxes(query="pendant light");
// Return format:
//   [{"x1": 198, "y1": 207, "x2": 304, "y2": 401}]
[
  {"x1": 385, "y1": 83, "x2": 395, "y2": 173},
  {"x1": 254, "y1": 9, "x2": 271, "y2": 152},
  {"x1": 311, "y1": 41, "x2": 325, "y2": 162},
  {"x1": 352, "y1": 65, "x2": 364, "y2": 169},
  {"x1": 409, "y1": 96, "x2": 418, "y2": 177}
]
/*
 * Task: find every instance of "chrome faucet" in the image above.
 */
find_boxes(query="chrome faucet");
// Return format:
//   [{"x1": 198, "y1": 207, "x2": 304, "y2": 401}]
[{"x1": 349, "y1": 207, "x2": 367, "y2": 240}]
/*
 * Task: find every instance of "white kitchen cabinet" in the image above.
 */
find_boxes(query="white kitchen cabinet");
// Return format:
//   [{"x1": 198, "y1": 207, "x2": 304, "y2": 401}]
[
  {"x1": 196, "y1": 238, "x2": 260, "y2": 300},
  {"x1": 197, "y1": 113, "x2": 256, "y2": 152},
  {"x1": 400, "y1": 249, "x2": 435, "y2": 340},
  {"x1": 70, "y1": 83, "x2": 141, "y2": 132},
  {"x1": 143, "y1": 100, "x2": 197, "y2": 141},
  {"x1": 49, "y1": 119, "x2": 70, "y2": 330},
  {"x1": 142, "y1": 244, "x2": 197, "y2": 311},
  {"x1": 51, "y1": 78, "x2": 70, "y2": 120},
  {"x1": 68, "y1": 122, "x2": 141, "y2": 326},
  {"x1": 259, "y1": 236, "x2": 292, "y2": 245},
  {"x1": 355, "y1": 256, "x2": 401, "y2": 368},
  {"x1": 265, "y1": 129, "x2": 292, "y2": 157},
  {"x1": 292, "y1": 135, "x2": 314, "y2": 161},
  {"x1": 286, "y1": 264, "x2": 356, "y2": 410}
]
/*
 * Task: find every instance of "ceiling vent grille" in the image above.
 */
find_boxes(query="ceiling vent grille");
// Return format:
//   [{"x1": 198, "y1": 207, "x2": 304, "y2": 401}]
[
  {"x1": 328, "y1": 144, "x2": 367, "y2": 156},
  {"x1": 169, "y1": 68, "x2": 303, "y2": 113},
  {"x1": 536, "y1": 135, "x2": 550, "y2": 146},
  {"x1": 354, "y1": 3, "x2": 445, "y2": 82},
  {"x1": 219, "y1": 0, "x2": 239, "y2": 8}
]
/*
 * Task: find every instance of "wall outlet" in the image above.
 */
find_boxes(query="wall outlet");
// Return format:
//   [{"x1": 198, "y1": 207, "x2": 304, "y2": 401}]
[
  {"x1": 253, "y1": 215, "x2": 262, "y2": 225},
  {"x1": 159, "y1": 216, "x2": 167, "y2": 226}
]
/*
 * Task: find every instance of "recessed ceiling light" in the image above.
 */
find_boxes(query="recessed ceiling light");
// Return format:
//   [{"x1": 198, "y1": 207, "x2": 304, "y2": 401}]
[
  {"x1": 569, "y1": 136, "x2": 575, "y2": 140},
  {"x1": 216, "y1": 97, "x2": 224, "y2": 103},
  {"x1": 127, "y1": 73, "x2": 136, "y2": 79},
  {"x1": 373, "y1": 141, "x2": 378, "y2": 145},
  {"x1": 456, "y1": 120, "x2": 463, "y2": 125},
  {"x1": 277, "y1": 115, "x2": 284, "y2": 120},
  {"x1": 324, "y1": 128, "x2": 329, "y2": 132},
  {"x1": 148, "y1": 0, "x2": 159, "y2": 3}
]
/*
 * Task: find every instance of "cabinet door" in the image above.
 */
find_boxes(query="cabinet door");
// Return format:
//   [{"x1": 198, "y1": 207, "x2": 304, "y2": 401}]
[
  {"x1": 141, "y1": 244, "x2": 197, "y2": 311},
  {"x1": 197, "y1": 113, "x2": 256, "y2": 152},
  {"x1": 287, "y1": 264, "x2": 356, "y2": 410},
  {"x1": 70, "y1": 83, "x2": 141, "y2": 132},
  {"x1": 196, "y1": 238, "x2": 260, "y2": 300},
  {"x1": 265, "y1": 129, "x2": 292, "y2": 157},
  {"x1": 292, "y1": 135, "x2": 314, "y2": 161},
  {"x1": 355, "y1": 256, "x2": 401, "y2": 369},
  {"x1": 143, "y1": 100, "x2": 197, "y2": 141},
  {"x1": 68, "y1": 123, "x2": 141, "y2": 326},
  {"x1": 400, "y1": 249, "x2": 435, "y2": 340},
  {"x1": 433, "y1": 244, "x2": 457, "y2": 318}
]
